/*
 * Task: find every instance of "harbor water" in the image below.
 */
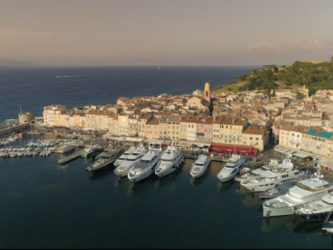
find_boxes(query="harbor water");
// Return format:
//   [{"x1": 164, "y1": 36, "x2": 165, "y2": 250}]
[{"x1": 0, "y1": 67, "x2": 333, "y2": 248}]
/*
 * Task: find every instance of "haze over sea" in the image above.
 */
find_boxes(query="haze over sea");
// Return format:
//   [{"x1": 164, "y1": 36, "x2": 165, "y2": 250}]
[{"x1": 0, "y1": 66, "x2": 333, "y2": 248}]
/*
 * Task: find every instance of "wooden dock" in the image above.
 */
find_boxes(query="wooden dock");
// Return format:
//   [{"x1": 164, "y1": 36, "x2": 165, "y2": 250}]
[
  {"x1": 58, "y1": 149, "x2": 84, "y2": 165},
  {"x1": 183, "y1": 152, "x2": 226, "y2": 162}
]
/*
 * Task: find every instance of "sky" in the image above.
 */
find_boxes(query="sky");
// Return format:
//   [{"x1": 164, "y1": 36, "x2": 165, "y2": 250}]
[{"x1": 1, "y1": 0, "x2": 333, "y2": 66}]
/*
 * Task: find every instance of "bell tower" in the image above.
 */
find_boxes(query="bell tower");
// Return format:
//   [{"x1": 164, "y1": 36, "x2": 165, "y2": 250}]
[{"x1": 203, "y1": 82, "x2": 211, "y2": 103}]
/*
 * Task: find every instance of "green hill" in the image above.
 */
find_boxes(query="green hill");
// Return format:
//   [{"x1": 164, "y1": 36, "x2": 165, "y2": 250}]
[{"x1": 213, "y1": 57, "x2": 333, "y2": 96}]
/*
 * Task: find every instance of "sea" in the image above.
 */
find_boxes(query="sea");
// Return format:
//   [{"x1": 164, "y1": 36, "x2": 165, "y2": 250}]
[{"x1": 0, "y1": 66, "x2": 332, "y2": 248}]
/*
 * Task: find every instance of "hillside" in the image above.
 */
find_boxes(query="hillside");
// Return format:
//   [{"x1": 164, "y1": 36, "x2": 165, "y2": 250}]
[{"x1": 213, "y1": 57, "x2": 333, "y2": 95}]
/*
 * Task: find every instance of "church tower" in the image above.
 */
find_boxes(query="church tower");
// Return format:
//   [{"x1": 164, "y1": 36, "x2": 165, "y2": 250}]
[{"x1": 203, "y1": 82, "x2": 211, "y2": 103}]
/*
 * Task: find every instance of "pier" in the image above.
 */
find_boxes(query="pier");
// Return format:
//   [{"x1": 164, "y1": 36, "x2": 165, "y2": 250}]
[
  {"x1": 58, "y1": 149, "x2": 85, "y2": 165},
  {"x1": 183, "y1": 153, "x2": 225, "y2": 162}
]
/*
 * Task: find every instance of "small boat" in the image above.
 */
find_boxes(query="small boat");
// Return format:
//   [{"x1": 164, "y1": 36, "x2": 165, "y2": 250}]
[
  {"x1": 217, "y1": 154, "x2": 246, "y2": 182},
  {"x1": 80, "y1": 145, "x2": 103, "y2": 158},
  {"x1": 57, "y1": 145, "x2": 74, "y2": 154},
  {"x1": 0, "y1": 152, "x2": 8, "y2": 158},
  {"x1": 128, "y1": 148, "x2": 163, "y2": 183},
  {"x1": 322, "y1": 211, "x2": 333, "y2": 233},
  {"x1": 190, "y1": 155, "x2": 210, "y2": 179}
]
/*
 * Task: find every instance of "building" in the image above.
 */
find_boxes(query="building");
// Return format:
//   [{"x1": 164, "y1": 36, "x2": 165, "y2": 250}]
[
  {"x1": 18, "y1": 112, "x2": 34, "y2": 124},
  {"x1": 301, "y1": 128, "x2": 333, "y2": 158},
  {"x1": 278, "y1": 125, "x2": 308, "y2": 150},
  {"x1": 203, "y1": 82, "x2": 211, "y2": 103}
]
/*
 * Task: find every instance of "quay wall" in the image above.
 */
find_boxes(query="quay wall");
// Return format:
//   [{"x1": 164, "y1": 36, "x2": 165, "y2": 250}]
[{"x1": 0, "y1": 123, "x2": 29, "y2": 137}]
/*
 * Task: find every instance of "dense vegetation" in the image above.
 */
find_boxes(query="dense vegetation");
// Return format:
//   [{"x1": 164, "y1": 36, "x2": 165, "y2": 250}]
[{"x1": 214, "y1": 57, "x2": 333, "y2": 95}]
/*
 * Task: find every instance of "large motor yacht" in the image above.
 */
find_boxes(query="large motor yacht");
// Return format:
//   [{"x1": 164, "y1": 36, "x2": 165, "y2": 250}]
[
  {"x1": 217, "y1": 154, "x2": 246, "y2": 182},
  {"x1": 127, "y1": 148, "x2": 163, "y2": 183},
  {"x1": 155, "y1": 146, "x2": 184, "y2": 177},
  {"x1": 240, "y1": 158, "x2": 305, "y2": 192},
  {"x1": 190, "y1": 154, "x2": 210, "y2": 179},
  {"x1": 296, "y1": 191, "x2": 333, "y2": 220},
  {"x1": 262, "y1": 178, "x2": 333, "y2": 218},
  {"x1": 114, "y1": 146, "x2": 147, "y2": 177},
  {"x1": 114, "y1": 146, "x2": 136, "y2": 167},
  {"x1": 86, "y1": 152, "x2": 115, "y2": 172}
]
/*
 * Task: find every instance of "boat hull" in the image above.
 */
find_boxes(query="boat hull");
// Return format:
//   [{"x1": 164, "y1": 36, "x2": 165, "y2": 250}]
[
  {"x1": 128, "y1": 168, "x2": 154, "y2": 183},
  {"x1": 263, "y1": 204, "x2": 294, "y2": 218},
  {"x1": 87, "y1": 160, "x2": 113, "y2": 172},
  {"x1": 155, "y1": 154, "x2": 184, "y2": 178},
  {"x1": 190, "y1": 160, "x2": 210, "y2": 179},
  {"x1": 218, "y1": 172, "x2": 238, "y2": 183}
]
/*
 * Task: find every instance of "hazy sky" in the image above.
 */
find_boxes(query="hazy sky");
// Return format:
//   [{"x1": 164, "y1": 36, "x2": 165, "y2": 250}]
[{"x1": 1, "y1": 0, "x2": 333, "y2": 66}]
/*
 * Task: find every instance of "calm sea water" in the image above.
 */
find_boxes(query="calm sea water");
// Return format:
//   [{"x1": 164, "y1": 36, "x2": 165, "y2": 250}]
[
  {"x1": 0, "y1": 66, "x2": 251, "y2": 122},
  {"x1": 0, "y1": 67, "x2": 332, "y2": 248}
]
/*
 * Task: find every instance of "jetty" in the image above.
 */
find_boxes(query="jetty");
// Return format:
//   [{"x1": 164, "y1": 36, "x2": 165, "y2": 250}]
[
  {"x1": 58, "y1": 149, "x2": 84, "y2": 165},
  {"x1": 183, "y1": 151, "x2": 228, "y2": 162}
]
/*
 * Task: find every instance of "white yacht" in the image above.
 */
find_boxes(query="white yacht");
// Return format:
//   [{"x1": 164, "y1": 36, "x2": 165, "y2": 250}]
[
  {"x1": 262, "y1": 178, "x2": 333, "y2": 218},
  {"x1": 217, "y1": 154, "x2": 245, "y2": 182},
  {"x1": 114, "y1": 146, "x2": 147, "y2": 177},
  {"x1": 113, "y1": 146, "x2": 136, "y2": 167},
  {"x1": 259, "y1": 180, "x2": 297, "y2": 200},
  {"x1": 155, "y1": 146, "x2": 184, "y2": 177},
  {"x1": 236, "y1": 159, "x2": 279, "y2": 183},
  {"x1": 240, "y1": 158, "x2": 305, "y2": 192},
  {"x1": 190, "y1": 155, "x2": 210, "y2": 179},
  {"x1": 296, "y1": 191, "x2": 333, "y2": 220},
  {"x1": 128, "y1": 148, "x2": 163, "y2": 183}
]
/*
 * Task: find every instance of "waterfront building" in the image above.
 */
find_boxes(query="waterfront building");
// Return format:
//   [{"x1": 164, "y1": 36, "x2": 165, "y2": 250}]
[
  {"x1": 195, "y1": 116, "x2": 213, "y2": 142},
  {"x1": 18, "y1": 112, "x2": 34, "y2": 124},
  {"x1": 144, "y1": 118, "x2": 160, "y2": 139},
  {"x1": 180, "y1": 116, "x2": 197, "y2": 141},
  {"x1": 278, "y1": 124, "x2": 308, "y2": 150},
  {"x1": 43, "y1": 105, "x2": 66, "y2": 127},
  {"x1": 138, "y1": 113, "x2": 152, "y2": 138},
  {"x1": 117, "y1": 113, "x2": 129, "y2": 136},
  {"x1": 86, "y1": 110, "x2": 110, "y2": 131},
  {"x1": 241, "y1": 126, "x2": 269, "y2": 151},
  {"x1": 159, "y1": 115, "x2": 181, "y2": 140},
  {"x1": 128, "y1": 115, "x2": 139, "y2": 137},
  {"x1": 212, "y1": 116, "x2": 245, "y2": 145},
  {"x1": 108, "y1": 113, "x2": 118, "y2": 135},
  {"x1": 301, "y1": 128, "x2": 333, "y2": 158}
]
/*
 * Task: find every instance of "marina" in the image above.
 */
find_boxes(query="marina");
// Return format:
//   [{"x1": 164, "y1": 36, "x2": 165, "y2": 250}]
[
  {"x1": 1, "y1": 139, "x2": 333, "y2": 248},
  {"x1": 1, "y1": 66, "x2": 333, "y2": 248}
]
